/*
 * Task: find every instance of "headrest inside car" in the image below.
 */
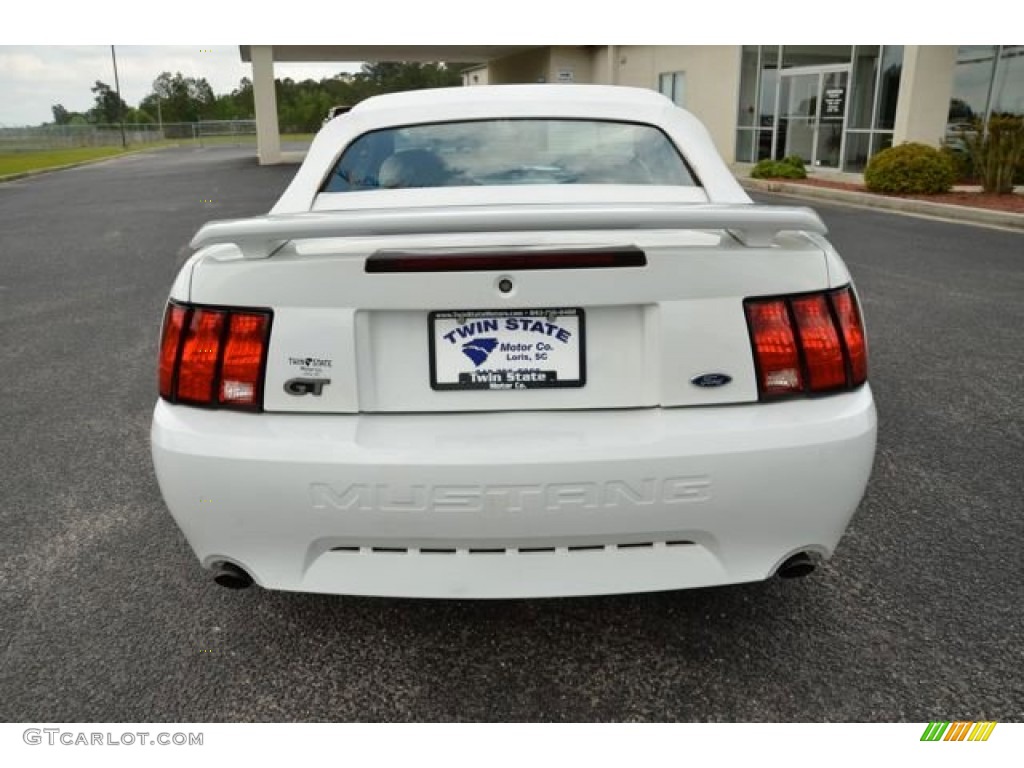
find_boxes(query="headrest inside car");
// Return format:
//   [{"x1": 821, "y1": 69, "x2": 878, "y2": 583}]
[{"x1": 378, "y1": 149, "x2": 449, "y2": 188}]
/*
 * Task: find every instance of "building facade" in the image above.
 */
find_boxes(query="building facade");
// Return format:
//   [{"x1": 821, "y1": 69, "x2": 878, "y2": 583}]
[{"x1": 465, "y1": 45, "x2": 1024, "y2": 172}]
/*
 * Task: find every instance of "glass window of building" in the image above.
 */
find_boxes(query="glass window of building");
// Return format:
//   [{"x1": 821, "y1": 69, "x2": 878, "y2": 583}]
[
  {"x1": 756, "y1": 46, "x2": 779, "y2": 161},
  {"x1": 658, "y1": 71, "x2": 686, "y2": 107},
  {"x1": 950, "y1": 46, "x2": 998, "y2": 124},
  {"x1": 848, "y1": 46, "x2": 879, "y2": 130},
  {"x1": 948, "y1": 44, "x2": 1024, "y2": 150},
  {"x1": 734, "y1": 45, "x2": 902, "y2": 172},
  {"x1": 735, "y1": 47, "x2": 778, "y2": 162},
  {"x1": 782, "y1": 46, "x2": 853, "y2": 69},
  {"x1": 991, "y1": 46, "x2": 1024, "y2": 116},
  {"x1": 875, "y1": 46, "x2": 903, "y2": 131},
  {"x1": 737, "y1": 47, "x2": 759, "y2": 128}
]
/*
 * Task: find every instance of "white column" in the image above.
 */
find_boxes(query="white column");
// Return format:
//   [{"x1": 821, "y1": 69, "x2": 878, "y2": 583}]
[
  {"x1": 251, "y1": 45, "x2": 282, "y2": 165},
  {"x1": 893, "y1": 46, "x2": 957, "y2": 147}
]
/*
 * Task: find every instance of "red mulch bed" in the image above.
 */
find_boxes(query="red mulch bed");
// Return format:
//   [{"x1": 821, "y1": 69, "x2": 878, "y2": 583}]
[{"x1": 787, "y1": 177, "x2": 1024, "y2": 214}]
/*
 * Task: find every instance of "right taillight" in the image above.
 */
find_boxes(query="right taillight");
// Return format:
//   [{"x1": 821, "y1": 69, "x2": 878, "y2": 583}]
[
  {"x1": 157, "y1": 302, "x2": 272, "y2": 411},
  {"x1": 745, "y1": 286, "x2": 868, "y2": 400},
  {"x1": 830, "y1": 287, "x2": 868, "y2": 386}
]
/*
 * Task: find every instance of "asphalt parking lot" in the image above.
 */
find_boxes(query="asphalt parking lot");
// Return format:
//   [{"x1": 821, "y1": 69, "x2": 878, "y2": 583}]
[{"x1": 1, "y1": 147, "x2": 1021, "y2": 722}]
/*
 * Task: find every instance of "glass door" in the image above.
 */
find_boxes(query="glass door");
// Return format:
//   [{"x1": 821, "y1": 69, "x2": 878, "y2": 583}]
[
  {"x1": 778, "y1": 67, "x2": 849, "y2": 168},
  {"x1": 815, "y1": 70, "x2": 847, "y2": 167},
  {"x1": 778, "y1": 72, "x2": 819, "y2": 165}
]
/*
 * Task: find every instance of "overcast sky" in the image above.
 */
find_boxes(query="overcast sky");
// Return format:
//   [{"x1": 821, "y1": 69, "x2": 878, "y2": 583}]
[{"x1": 0, "y1": 46, "x2": 361, "y2": 126}]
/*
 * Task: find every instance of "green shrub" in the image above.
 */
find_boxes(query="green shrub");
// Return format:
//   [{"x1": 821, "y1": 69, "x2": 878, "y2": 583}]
[
  {"x1": 959, "y1": 115, "x2": 1024, "y2": 194},
  {"x1": 781, "y1": 155, "x2": 806, "y2": 170},
  {"x1": 940, "y1": 144, "x2": 973, "y2": 184},
  {"x1": 864, "y1": 142, "x2": 956, "y2": 194},
  {"x1": 750, "y1": 158, "x2": 807, "y2": 180}
]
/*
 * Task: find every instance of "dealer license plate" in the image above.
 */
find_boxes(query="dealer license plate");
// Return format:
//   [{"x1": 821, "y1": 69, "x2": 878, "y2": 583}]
[{"x1": 429, "y1": 308, "x2": 586, "y2": 390}]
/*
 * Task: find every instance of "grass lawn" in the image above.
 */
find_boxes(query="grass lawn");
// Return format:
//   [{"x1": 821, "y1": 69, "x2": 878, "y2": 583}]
[
  {"x1": 1, "y1": 134, "x2": 316, "y2": 177},
  {"x1": 0, "y1": 146, "x2": 135, "y2": 176}
]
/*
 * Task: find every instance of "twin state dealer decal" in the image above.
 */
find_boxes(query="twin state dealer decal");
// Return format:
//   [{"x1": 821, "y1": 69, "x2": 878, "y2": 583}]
[{"x1": 431, "y1": 309, "x2": 585, "y2": 391}]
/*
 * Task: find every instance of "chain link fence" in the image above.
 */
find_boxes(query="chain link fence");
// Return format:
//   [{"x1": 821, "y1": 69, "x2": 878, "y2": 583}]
[{"x1": 0, "y1": 120, "x2": 259, "y2": 152}]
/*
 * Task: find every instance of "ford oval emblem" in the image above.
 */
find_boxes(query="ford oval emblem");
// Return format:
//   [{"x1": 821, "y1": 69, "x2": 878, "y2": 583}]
[{"x1": 691, "y1": 373, "x2": 732, "y2": 388}]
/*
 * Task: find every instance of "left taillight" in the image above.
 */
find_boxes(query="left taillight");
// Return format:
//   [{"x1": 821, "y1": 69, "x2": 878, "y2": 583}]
[
  {"x1": 158, "y1": 302, "x2": 272, "y2": 411},
  {"x1": 158, "y1": 304, "x2": 187, "y2": 400}
]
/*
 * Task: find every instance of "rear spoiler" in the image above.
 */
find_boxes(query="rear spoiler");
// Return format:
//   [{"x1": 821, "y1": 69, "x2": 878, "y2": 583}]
[{"x1": 190, "y1": 203, "x2": 827, "y2": 259}]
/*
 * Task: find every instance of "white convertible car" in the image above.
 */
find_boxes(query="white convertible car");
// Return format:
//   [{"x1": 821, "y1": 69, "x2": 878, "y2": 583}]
[{"x1": 151, "y1": 85, "x2": 876, "y2": 598}]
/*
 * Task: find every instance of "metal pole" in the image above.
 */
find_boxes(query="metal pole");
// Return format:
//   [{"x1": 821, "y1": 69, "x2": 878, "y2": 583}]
[{"x1": 110, "y1": 45, "x2": 127, "y2": 149}]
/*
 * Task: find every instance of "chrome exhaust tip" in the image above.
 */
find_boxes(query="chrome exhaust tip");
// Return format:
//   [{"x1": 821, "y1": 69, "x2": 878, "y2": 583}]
[
  {"x1": 777, "y1": 552, "x2": 816, "y2": 579},
  {"x1": 212, "y1": 562, "x2": 254, "y2": 590}
]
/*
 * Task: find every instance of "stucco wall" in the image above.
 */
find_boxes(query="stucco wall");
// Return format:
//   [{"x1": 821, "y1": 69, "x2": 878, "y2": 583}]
[
  {"x1": 615, "y1": 45, "x2": 741, "y2": 162},
  {"x1": 590, "y1": 46, "x2": 616, "y2": 84},
  {"x1": 487, "y1": 49, "x2": 551, "y2": 84},
  {"x1": 462, "y1": 66, "x2": 489, "y2": 86},
  {"x1": 547, "y1": 46, "x2": 594, "y2": 84}
]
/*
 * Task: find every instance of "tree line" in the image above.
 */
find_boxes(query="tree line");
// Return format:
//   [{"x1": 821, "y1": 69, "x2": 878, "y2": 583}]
[{"x1": 49, "y1": 62, "x2": 466, "y2": 133}]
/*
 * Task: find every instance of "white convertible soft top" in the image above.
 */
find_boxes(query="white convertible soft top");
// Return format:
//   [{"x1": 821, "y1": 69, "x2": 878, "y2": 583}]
[{"x1": 271, "y1": 84, "x2": 754, "y2": 213}]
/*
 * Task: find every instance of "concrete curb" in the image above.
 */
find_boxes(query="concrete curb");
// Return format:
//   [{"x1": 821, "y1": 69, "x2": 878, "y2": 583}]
[
  {"x1": 740, "y1": 177, "x2": 1024, "y2": 231},
  {"x1": 0, "y1": 145, "x2": 176, "y2": 184}
]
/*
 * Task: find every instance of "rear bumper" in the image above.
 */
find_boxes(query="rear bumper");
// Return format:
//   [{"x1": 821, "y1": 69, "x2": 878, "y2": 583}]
[{"x1": 151, "y1": 387, "x2": 876, "y2": 598}]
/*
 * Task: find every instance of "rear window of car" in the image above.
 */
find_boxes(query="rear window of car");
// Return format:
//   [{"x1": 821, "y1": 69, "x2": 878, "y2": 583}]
[{"x1": 320, "y1": 119, "x2": 698, "y2": 192}]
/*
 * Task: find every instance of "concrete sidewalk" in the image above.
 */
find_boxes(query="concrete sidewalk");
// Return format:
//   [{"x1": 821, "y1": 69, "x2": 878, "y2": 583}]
[{"x1": 733, "y1": 164, "x2": 1024, "y2": 231}]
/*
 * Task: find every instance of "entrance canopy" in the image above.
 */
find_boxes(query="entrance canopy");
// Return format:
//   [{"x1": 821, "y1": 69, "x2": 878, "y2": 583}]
[
  {"x1": 240, "y1": 45, "x2": 536, "y2": 64},
  {"x1": 239, "y1": 45, "x2": 539, "y2": 163}
]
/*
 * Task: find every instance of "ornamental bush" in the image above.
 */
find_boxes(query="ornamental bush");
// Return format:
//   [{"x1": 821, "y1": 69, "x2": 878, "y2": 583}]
[
  {"x1": 864, "y1": 142, "x2": 956, "y2": 194},
  {"x1": 959, "y1": 115, "x2": 1024, "y2": 194},
  {"x1": 750, "y1": 156, "x2": 807, "y2": 180},
  {"x1": 941, "y1": 144, "x2": 973, "y2": 184}
]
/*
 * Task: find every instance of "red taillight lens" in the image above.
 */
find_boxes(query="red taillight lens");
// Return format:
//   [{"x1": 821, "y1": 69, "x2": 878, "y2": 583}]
[
  {"x1": 746, "y1": 299, "x2": 804, "y2": 396},
  {"x1": 791, "y1": 294, "x2": 846, "y2": 391},
  {"x1": 158, "y1": 304, "x2": 188, "y2": 399},
  {"x1": 745, "y1": 286, "x2": 868, "y2": 400},
  {"x1": 176, "y1": 308, "x2": 225, "y2": 403},
  {"x1": 218, "y1": 312, "x2": 270, "y2": 406},
  {"x1": 829, "y1": 287, "x2": 868, "y2": 386},
  {"x1": 158, "y1": 302, "x2": 271, "y2": 410}
]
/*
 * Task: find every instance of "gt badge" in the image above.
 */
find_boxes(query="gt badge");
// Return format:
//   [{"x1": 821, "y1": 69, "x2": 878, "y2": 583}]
[{"x1": 285, "y1": 378, "x2": 331, "y2": 396}]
